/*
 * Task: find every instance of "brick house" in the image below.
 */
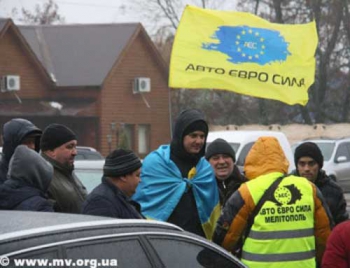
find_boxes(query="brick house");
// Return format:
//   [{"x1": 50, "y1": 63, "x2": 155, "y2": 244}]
[{"x1": 0, "y1": 18, "x2": 171, "y2": 157}]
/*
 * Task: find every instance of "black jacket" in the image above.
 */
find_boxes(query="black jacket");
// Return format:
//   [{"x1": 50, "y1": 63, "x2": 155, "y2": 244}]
[
  {"x1": 82, "y1": 176, "x2": 144, "y2": 219},
  {"x1": 168, "y1": 109, "x2": 208, "y2": 237},
  {"x1": 293, "y1": 169, "x2": 348, "y2": 225},
  {"x1": 0, "y1": 118, "x2": 41, "y2": 184},
  {"x1": 217, "y1": 165, "x2": 248, "y2": 206},
  {"x1": 0, "y1": 145, "x2": 53, "y2": 212}
]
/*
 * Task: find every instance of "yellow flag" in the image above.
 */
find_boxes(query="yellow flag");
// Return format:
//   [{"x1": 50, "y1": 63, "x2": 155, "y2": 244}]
[{"x1": 169, "y1": 5, "x2": 318, "y2": 106}]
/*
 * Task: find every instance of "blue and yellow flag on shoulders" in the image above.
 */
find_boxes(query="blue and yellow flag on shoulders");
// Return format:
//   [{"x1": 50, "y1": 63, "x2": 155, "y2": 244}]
[{"x1": 169, "y1": 5, "x2": 318, "y2": 106}]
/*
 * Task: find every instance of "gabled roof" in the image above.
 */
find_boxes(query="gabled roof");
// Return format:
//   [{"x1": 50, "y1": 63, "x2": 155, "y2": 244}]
[
  {"x1": 0, "y1": 18, "x2": 9, "y2": 33},
  {"x1": 0, "y1": 18, "x2": 53, "y2": 83},
  {"x1": 18, "y1": 23, "x2": 140, "y2": 87}
]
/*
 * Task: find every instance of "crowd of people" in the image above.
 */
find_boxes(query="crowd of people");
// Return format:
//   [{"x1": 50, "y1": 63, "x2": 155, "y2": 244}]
[{"x1": 0, "y1": 110, "x2": 349, "y2": 267}]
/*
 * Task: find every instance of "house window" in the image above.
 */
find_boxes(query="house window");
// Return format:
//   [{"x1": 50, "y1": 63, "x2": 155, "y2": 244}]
[
  {"x1": 138, "y1": 124, "x2": 150, "y2": 155},
  {"x1": 118, "y1": 124, "x2": 134, "y2": 150}
]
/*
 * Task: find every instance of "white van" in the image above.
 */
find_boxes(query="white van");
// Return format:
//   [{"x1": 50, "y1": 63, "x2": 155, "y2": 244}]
[{"x1": 207, "y1": 130, "x2": 295, "y2": 173}]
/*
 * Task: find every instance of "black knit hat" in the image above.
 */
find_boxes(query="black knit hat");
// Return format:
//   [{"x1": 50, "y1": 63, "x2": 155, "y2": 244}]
[
  {"x1": 205, "y1": 138, "x2": 236, "y2": 162},
  {"x1": 183, "y1": 120, "x2": 208, "y2": 137},
  {"x1": 104, "y1": 149, "x2": 142, "y2": 177},
  {"x1": 40, "y1": 124, "x2": 77, "y2": 151},
  {"x1": 294, "y1": 142, "x2": 323, "y2": 168}
]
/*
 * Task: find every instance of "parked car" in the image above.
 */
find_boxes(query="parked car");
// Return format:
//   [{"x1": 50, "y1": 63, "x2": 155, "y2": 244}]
[
  {"x1": 0, "y1": 147, "x2": 104, "y2": 161},
  {"x1": 0, "y1": 211, "x2": 246, "y2": 268},
  {"x1": 74, "y1": 160, "x2": 104, "y2": 193},
  {"x1": 207, "y1": 130, "x2": 295, "y2": 173},
  {"x1": 292, "y1": 138, "x2": 350, "y2": 192},
  {"x1": 76, "y1": 146, "x2": 104, "y2": 161}
]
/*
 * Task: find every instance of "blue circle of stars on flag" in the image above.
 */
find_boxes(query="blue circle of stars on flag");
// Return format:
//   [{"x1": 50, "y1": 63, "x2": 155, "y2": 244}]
[{"x1": 202, "y1": 25, "x2": 291, "y2": 65}]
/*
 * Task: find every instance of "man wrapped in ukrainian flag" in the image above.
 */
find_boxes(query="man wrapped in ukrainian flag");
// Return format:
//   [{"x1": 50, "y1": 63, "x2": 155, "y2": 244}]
[{"x1": 133, "y1": 109, "x2": 220, "y2": 240}]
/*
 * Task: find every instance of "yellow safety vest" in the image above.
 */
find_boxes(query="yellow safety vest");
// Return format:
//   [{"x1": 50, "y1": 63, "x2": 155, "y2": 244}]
[{"x1": 242, "y1": 172, "x2": 316, "y2": 268}]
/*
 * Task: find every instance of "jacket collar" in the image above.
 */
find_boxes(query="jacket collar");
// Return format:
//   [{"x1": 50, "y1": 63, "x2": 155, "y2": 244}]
[{"x1": 102, "y1": 176, "x2": 129, "y2": 201}]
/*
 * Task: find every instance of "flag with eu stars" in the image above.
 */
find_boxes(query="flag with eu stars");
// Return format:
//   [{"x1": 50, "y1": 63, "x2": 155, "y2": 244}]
[{"x1": 169, "y1": 5, "x2": 318, "y2": 106}]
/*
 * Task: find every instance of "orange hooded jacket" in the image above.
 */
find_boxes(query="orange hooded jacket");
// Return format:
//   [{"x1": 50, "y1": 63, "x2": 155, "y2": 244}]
[{"x1": 213, "y1": 136, "x2": 332, "y2": 263}]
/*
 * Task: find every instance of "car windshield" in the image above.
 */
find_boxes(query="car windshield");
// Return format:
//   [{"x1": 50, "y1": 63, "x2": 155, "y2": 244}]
[
  {"x1": 76, "y1": 151, "x2": 104, "y2": 160},
  {"x1": 235, "y1": 142, "x2": 253, "y2": 166},
  {"x1": 313, "y1": 142, "x2": 336, "y2": 161},
  {"x1": 75, "y1": 169, "x2": 103, "y2": 193},
  {"x1": 228, "y1": 143, "x2": 240, "y2": 154}
]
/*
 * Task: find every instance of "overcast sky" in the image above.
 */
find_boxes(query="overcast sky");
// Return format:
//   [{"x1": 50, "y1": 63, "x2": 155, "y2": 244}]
[
  {"x1": 0, "y1": 0, "x2": 237, "y2": 36},
  {"x1": 0, "y1": 0, "x2": 142, "y2": 24}
]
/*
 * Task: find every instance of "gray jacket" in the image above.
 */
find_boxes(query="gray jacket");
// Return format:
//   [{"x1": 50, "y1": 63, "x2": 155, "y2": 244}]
[{"x1": 0, "y1": 145, "x2": 53, "y2": 211}]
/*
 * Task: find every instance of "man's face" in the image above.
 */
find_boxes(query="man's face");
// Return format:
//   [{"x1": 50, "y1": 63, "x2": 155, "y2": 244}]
[
  {"x1": 297, "y1": 156, "x2": 320, "y2": 182},
  {"x1": 21, "y1": 135, "x2": 37, "y2": 150},
  {"x1": 183, "y1": 131, "x2": 206, "y2": 154},
  {"x1": 50, "y1": 140, "x2": 77, "y2": 168},
  {"x1": 209, "y1": 154, "x2": 234, "y2": 181},
  {"x1": 122, "y1": 168, "x2": 141, "y2": 197}
]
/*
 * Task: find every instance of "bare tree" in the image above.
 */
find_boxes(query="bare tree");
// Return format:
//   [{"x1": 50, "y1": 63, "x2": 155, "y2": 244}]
[
  {"x1": 129, "y1": 0, "x2": 235, "y2": 49},
  {"x1": 12, "y1": 0, "x2": 64, "y2": 25}
]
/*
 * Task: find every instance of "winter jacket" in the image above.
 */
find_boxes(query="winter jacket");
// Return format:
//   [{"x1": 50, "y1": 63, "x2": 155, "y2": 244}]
[
  {"x1": 42, "y1": 153, "x2": 87, "y2": 213},
  {"x1": 0, "y1": 145, "x2": 53, "y2": 212},
  {"x1": 82, "y1": 176, "x2": 144, "y2": 219},
  {"x1": 217, "y1": 165, "x2": 247, "y2": 206},
  {"x1": 213, "y1": 137, "x2": 333, "y2": 267},
  {"x1": 322, "y1": 220, "x2": 350, "y2": 268},
  {"x1": 0, "y1": 118, "x2": 41, "y2": 184},
  {"x1": 292, "y1": 169, "x2": 348, "y2": 225},
  {"x1": 168, "y1": 109, "x2": 210, "y2": 237},
  {"x1": 134, "y1": 109, "x2": 220, "y2": 239},
  {"x1": 133, "y1": 145, "x2": 220, "y2": 239}
]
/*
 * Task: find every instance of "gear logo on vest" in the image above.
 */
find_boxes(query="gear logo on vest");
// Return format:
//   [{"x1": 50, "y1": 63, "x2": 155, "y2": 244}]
[{"x1": 272, "y1": 184, "x2": 302, "y2": 206}]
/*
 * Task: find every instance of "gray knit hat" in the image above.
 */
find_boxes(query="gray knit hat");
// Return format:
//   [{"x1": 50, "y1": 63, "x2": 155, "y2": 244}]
[
  {"x1": 103, "y1": 149, "x2": 142, "y2": 177},
  {"x1": 205, "y1": 138, "x2": 236, "y2": 162}
]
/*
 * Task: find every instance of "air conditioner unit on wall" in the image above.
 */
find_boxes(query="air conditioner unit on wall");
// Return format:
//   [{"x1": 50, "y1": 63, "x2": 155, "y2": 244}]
[
  {"x1": 1, "y1": 75, "x2": 20, "y2": 92},
  {"x1": 133, "y1": 77, "x2": 151, "y2": 94}
]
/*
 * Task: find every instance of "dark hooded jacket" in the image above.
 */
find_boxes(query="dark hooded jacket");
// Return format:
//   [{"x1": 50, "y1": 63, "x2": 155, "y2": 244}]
[
  {"x1": 0, "y1": 145, "x2": 53, "y2": 212},
  {"x1": 293, "y1": 169, "x2": 348, "y2": 225},
  {"x1": 82, "y1": 176, "x2": 144, "y2": 219},
  {"x1": 167, "y1": 109, "x2": 208, "y2": 237},
  {"x1": 0, "y1": 118, "x2": 42, "y2": 184}
]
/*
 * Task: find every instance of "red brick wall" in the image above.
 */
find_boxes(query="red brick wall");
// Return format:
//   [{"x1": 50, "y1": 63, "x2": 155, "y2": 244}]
[
  {"x1": 0, "y1": 28, "x2": 100, "y2": 150},
  {"x1": 99, "y1": 33, "x2": 171, "y2": 157},
  {"x1": 0, "y1": 26, "x2": 170, "y2": 157},
  {"x1": 0, "y1": 28, "x2": 50, "y2": 99}
]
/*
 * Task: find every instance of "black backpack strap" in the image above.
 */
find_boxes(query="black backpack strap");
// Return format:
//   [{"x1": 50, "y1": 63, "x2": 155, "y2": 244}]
[{"x1": 244, "y1": 175, "x2": 285, "y2": 239}]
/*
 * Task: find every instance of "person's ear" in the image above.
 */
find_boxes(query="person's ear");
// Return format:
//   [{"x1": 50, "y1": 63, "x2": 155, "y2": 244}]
[
  {"x1": 45, "y1": 149, "x2": 56, "y2": 158},
  {"x1": 119, "y1": 175, "x2": 128, "y2": 182}
]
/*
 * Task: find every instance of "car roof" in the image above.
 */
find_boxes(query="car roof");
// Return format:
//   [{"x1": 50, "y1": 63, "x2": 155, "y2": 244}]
[
  {"x1": 74, "y1": 160, "x2": 105, "y2": 169},
  {"x1": 207, "y1": 130, "x2": 287, "y2": 143},
  {"x1": 0, "y1": 211, "x2": 247, "y2": 268},
  {"x1": 77, "y1": 146, "x2": 99, "y2": 152},
  {"x1": 295, "y1": 137, "x2": 350, "y2": 145},
  {"x1": 0, "y1": 211, "x2": 184, "y2": 255},
  {"x1": 0, "y1": 211, "x2": 182, "y2": 241}
]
